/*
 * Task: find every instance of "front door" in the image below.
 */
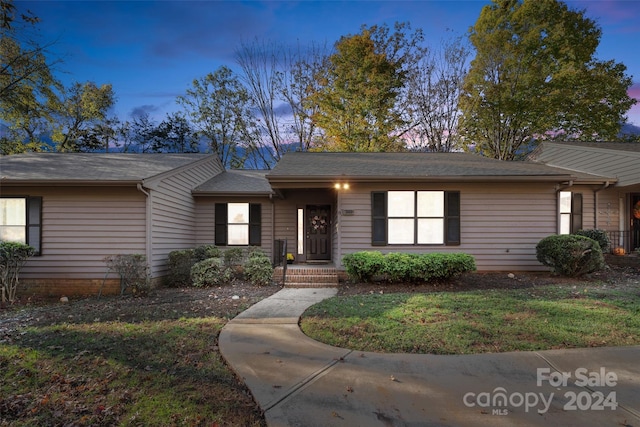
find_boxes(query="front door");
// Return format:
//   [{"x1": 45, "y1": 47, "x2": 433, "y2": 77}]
[
  {"x1": 306, "y1": 205, "x2": 331, "y2": 260},
  {"x1": 632, "y1": 194, "x2": 640, "y2": 251}
]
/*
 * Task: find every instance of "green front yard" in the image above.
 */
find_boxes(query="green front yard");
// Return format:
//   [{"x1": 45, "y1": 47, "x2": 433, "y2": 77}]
[{"x1": 300, "y1": 283, "x2": 640, "y2": 354}]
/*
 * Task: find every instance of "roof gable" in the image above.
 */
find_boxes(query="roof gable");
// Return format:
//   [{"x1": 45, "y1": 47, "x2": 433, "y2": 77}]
[
  {"x1": 194, "y1": 170, "x2": 272, "y2": 196},
  {"x1": 529, "y1": 141, "x2": 638, "y2": 187},
  {"x1": 0, "y1": 153, "x2": 217, "y2": 184}
]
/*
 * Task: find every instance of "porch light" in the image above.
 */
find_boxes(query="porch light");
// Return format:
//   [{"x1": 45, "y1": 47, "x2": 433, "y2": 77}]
[{"x1": 334, "y1": 182, "x2": 349, "y2": 190}]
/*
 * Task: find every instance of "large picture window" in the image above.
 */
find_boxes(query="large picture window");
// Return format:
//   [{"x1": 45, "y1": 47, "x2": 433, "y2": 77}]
[
  {"x1": 559, "y1": 191, "x2": 582, "y2": 235},
  {"x1": 372, "y1": 191, "x2": 459, "y2": 246},
  {"x1": 215, "y1": 203, "x2": 261, "y2": 246},
  {"x1": 0, "y1": 197, "x2": 42, "y2": 255}
]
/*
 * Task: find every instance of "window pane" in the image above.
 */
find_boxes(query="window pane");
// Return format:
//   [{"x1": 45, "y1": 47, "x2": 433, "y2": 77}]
[
  {"x1": 417, "y1": 191, "x2": 444, "y2": 217},
  {"x1": 228, "y1": 203, "x2": 248, "y2": 224},
  {"x1": 418, "y1": 218, "x2": 444, "y2": 244},
  {"x1": 228, "y1": 224, "x2": 249, "y2": 245},
  {"x1": 388, "y1": 218, "x2": 414, "y2": 244},
  {"x1": 560, "y1": 213, "x2": 571, "y2": 235},
  {"x1": 1, "y1": 199, "x2": 26, "y2": 226},
  {"x1": 0, "y1": 226, "x2": 26, "y2": 243},
  {"x1": 388, "y1": 191, "x2": 414, "y2": 217},
  {"x1": 297, "y1": 208, "x2": 304, "y2": 254},
  {"x1": 559, "y1": 192, "x2": 571, "y2": 214}
]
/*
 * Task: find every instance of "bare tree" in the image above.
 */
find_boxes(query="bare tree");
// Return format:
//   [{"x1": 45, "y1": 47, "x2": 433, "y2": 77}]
[
  {"x1": 235, "y1": 39, "x2": 288, "y2": 167},
  {"x1": 405, "y1": 35, "x2": 469, "y2": 152},
  {"x1": 279, "y1": 41, "x2": 329, "y2": 151}
]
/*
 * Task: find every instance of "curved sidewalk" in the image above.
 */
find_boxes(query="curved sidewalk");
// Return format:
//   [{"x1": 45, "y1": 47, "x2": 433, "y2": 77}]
[{"x1": 219, "y1": 288, "x2": 640, "y2": 427}]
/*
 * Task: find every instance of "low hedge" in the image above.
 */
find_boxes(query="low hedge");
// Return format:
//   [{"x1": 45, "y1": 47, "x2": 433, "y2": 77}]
[
  {"x1": 342, "y1": 251, "x2": 476, "y2": 284},
  {"x1": 536, "y1": 234, "x2": 605, "y2": 277}
]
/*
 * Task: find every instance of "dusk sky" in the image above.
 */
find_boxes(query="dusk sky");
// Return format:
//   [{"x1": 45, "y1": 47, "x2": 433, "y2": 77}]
[{"x1": 19, "y1": 0, "x2": 640, "y2": 128}]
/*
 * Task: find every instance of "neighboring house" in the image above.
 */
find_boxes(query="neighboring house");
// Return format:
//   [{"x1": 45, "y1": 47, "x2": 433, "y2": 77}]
[
  {"x1": 0, "y1": 149, "x2": 623, "y2": 296},
  {"x1": 529, "y1": 141, "x2": 640, "y2": 253},
  {"x1": 1, "y1": 153, "x2": 223, "y2": 295}
]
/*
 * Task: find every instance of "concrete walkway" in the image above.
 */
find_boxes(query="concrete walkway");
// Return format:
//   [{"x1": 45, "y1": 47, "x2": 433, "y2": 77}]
[{"x1": 219, "y1": 288, "x2": 640, "y2": 427}]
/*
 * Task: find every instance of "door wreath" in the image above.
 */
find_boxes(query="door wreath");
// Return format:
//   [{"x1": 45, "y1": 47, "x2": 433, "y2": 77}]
[{"x1": 634, "y1": 201, "x2": 640, "y2": 220}]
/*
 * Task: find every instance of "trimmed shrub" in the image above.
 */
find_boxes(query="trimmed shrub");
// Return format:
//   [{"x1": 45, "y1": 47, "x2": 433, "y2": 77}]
[
  {"x1": 342, "y1": 251, "x2": 476, "y2": 284},
  {"x1": 193, "y1": 244, "x2": 221, "y2": 262},
  {"x1": 536, "y1": 234, "x2": 605, "y2": 277},
  {"x1": 103, "y1": 254, "x2": 150, "y2": 296},
  {"x1": 167, "y1": 249, "x2": 195, "y2": 286},
  {"x1": 244, "y1": 251, "x2": 273, "y2": 286},
  {"x1": 574, "y1": 229, "x2": 610, "y2": 253},
  {"x1": 382, "y1": 252, "x2": 416, "y2": 283},
  {"x1": 191, "y1": 257, "x2": 233, "y2": 287},
  {"x1": 223, "y1": 247, "x2": 246, "y2": 268},
  {"x1": 0, "y1": 241, "x2": 35, "y2": 303},
  {"x1": 342, "y1": 251, "x2": 386, "y2": 282},
  {"x1": 409, "y1": 253, "x2": 476, "y2": 282}
]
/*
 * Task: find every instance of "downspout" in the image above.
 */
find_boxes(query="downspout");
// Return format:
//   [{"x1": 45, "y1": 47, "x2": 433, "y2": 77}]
[
  {"x1": 269, "y1": 193, "x2": 275, "y2": 264},
  {"x1": 137, "y1": 183, "x2": 152, "y2": 279},
  {"x1": 593, "y1": 181, "x2": 611, "y2": 229}
]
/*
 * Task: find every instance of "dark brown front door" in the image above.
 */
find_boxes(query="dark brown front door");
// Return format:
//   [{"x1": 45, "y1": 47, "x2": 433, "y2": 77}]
[
  {"x1": 632, "y1": 194, "x2": 640, "y2": 251},
  {"x1": 306, "y1": 205, "x2": 331, "y2": 260}
]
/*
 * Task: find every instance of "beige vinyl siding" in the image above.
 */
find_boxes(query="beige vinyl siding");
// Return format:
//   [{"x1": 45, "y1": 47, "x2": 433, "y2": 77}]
[
  {"x1": 336, "y1": 182, "x2": 560, "y2": 271},
  {"x1": 1, "y1": 186, "x2": 146, "y2": 279},
  {"x1": 147, "y1": 158, "x2": 223, "y2": 277},
  {"x1": 194, "y1": 197, "x2": 274, "y2": 258},
  {"x1": 535, "y1": 143, "x2": 640, "y2": 187}
]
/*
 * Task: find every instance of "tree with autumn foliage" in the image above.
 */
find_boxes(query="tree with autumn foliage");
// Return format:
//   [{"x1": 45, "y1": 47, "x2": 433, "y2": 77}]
[
  {"x1": 459, "y1": 0, "x2": 636, "y2": 160},
  {"x1": 308, "y1": 23, "x2": 423, "y2": 152}
]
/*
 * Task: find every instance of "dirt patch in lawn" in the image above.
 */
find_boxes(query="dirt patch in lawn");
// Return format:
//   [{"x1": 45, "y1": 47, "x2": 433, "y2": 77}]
[{"x1": 1, "y1": 282, "x2": 282, "y2": 328}]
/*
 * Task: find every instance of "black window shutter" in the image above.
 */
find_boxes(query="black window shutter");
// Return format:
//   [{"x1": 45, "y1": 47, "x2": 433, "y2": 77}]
[
  {"x1": 249, "y1": 203, "x2": 261, "y2": 246},
  {"x1": 27, "y1": 197, "x2": 42, "y2": 255},
  {"x1": 371, "y1": 192, "x2": 387, "y2": 245},
  {"x1": 445, "y1": 192, "x2": 460, "y2": 246},
  {"x1": 214, "y1": 203, "x2": 228, "y2": 246},
  {"x1": 571, "y1": 193, "x2": 583, "y2": 234}
]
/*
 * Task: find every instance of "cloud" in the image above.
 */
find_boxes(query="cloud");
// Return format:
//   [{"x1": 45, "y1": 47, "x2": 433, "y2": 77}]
[
  {"x1": 129, "y1": 105, "x2": 161, "y2": 119},
  {"x1": 569, "y1": 0, "x2": 640, "y2": 32},
  {"x1": 629, "y1": 82, "x2": 640, "y2": 100}
]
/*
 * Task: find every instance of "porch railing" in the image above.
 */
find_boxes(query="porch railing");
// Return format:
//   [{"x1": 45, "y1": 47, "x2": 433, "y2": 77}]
[
  {"x1": 606, "y1": 230, "x2": 640, "y2": 253},
  {"x1": 273, "y1": 239, "x2": 288, "y2": 285}
]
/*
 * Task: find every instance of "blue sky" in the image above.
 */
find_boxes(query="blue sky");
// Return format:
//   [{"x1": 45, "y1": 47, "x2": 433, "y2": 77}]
[{"x1": 19, "y1": 0, "x2": 640, "y2": 127}]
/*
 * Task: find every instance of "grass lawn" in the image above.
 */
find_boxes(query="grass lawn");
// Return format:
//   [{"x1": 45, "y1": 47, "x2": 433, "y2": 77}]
[
  {"x1": 0, "y1": 285, "x2": 275, "y2": 427},
  {"x1": 300, "y1": 283, "x2": 640, "y2": 354}
]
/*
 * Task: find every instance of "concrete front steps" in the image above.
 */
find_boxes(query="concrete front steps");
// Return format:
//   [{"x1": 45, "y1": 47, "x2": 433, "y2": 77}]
[{"x1": 273, "y1": 264, "x2": 339, "y2": 288}]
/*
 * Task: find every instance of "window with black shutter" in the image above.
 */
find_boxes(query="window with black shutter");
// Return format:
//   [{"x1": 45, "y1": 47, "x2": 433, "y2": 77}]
[
  {"x1": 371, "y1": 191, "x2": 460, "y2": 246},
  {"x1": 0, "y1": 196, "x2": 42, "y2": 255},
  {"x1": 215, "y1": 202, "x2": 261, "y2": 246}
]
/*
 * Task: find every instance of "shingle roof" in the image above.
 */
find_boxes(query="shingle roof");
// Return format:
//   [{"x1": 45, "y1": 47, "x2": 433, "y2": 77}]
[
  {"x1": 548, "y1": 141, "x2": 640, "y2": 153},
  {"x1": 194, "y1": 170, "x2": 272, "y2": 195},
  {"x1": 266, "y1": 152, "x2": 609, "y2": 182},
  {"x1": 0, "y1": 153, "x2": 213, "y2": 183}
]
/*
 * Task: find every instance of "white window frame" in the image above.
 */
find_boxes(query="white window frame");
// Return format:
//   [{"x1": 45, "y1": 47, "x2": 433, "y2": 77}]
[{"x1": 387, "y1": 191, "x2": 445, "y2": 245}]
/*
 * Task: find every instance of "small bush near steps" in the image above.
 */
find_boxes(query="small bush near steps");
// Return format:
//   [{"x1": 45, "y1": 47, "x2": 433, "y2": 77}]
[
  {"x1": 536, "y1": 234, "x2": 605, "y2": 277},
  {"x1": 190, "y1": 257, "x2": 233, "y2": 287},
  {"x1": 185, "y1": 246, "x2": 274, "y2": 287}
]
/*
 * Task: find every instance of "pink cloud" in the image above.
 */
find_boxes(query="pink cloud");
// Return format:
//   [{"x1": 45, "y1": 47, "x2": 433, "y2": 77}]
[{"x1": 568, "y1": 1, "x2": 640, "y2": 35}]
